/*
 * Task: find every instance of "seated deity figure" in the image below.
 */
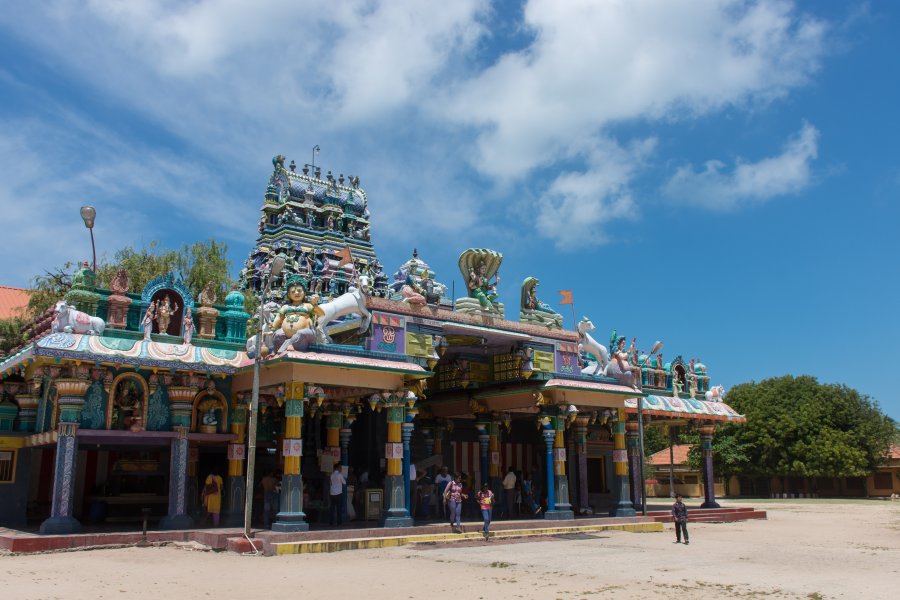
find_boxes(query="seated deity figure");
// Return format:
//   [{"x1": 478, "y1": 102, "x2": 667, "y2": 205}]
[
  {"x1": 400, "y1": 267, "x2": 427, "y2": 305},
  {"x1": 520, "y1": 277, "x2": 563, "y2": 329},
  {"x1": 606, "y1": 333, "x2": 640, "y2": 391},
  {"x1": 469, "y1": 262, "x2": 500, "y2": 311},
  {"x1": 455, "y1": 248, "x2": 504, "y2": 316},
  {"x1": 271, "y1": 274, "x2": 323, "y2": 353}
]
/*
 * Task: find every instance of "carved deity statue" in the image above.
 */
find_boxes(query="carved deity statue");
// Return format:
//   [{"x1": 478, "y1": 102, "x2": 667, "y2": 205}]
[
  {"x1": 142, "y1": 301, "x2": 156, "y2": 340},
  {"x1": 455, "y1": 248, "x2": 504, "y2": 316},
  {"x1": 520, "y1": 277, "x2": 563, "y2": 329},
  {"x1": 271, "y1": 274, "x2": 324, "y2": 353},
  {"x1": 199, "y1": 281, "x2": 217, "y2": 307},
  {"x1": 183, "y1": 307, "x2": 195, "y2": 345},
  {"x1": 156, "y1": 295, "x2": 175, "y2": 334},
  {"x1": 110, "y1": 269, "x2": 130, "y2": 294}
]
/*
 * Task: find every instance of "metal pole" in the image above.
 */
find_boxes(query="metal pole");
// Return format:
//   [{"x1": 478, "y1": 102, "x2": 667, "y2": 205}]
[
  {"x1": 243, "y1": 278, "x2": 270, "y2": 538},
  {"x1": 668, "y1": 426, "x2": 675, "y2": 498},
  {"x1": 89, "y1": 227, "x2": 97, "y2": 273},
  {"x1": 637, "y1": 396, "x2": 647, "y2": 516}
]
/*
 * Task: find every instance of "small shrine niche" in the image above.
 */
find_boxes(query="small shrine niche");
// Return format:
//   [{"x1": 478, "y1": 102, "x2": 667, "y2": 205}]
[
  {"x1": 140, "y1": 273, "x2": 196, "y2": 338},
  {"x1": 191, "y1": 382, "x2": 228, "y2": 434},
  {"x1": 106, "y1": 374, "x2": 149, "y2": 431}
]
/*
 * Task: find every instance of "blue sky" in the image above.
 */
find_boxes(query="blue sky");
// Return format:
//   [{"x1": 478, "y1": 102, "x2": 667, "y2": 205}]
[{"x1": 0, "y1": 1, "x2": 897, "y2": 420}]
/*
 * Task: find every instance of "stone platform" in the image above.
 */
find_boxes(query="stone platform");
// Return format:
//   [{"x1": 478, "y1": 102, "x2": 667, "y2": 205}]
[{"x1": 0, "y1": 507, "x2": 765, "y2": 555}]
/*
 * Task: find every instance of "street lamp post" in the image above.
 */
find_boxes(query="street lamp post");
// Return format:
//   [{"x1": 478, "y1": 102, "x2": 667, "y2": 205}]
[
  {"x1": 79, "y1": 206, "x2": 97, "y2": 272},
  {"x1": 244, "y1": 256, "x2": 285, "y2": 539},
  {"x1": 637, "y1": 341, "x2": 663, "y2": 516}
]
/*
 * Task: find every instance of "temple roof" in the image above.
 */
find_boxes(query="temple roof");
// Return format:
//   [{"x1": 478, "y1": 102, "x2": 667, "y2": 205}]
[
  {"x1": 0, "y1": 286, "x2": 30, "y2": 319},
  {"x1": 625, "y1": 395, "x2": 745, "y2": 422}
]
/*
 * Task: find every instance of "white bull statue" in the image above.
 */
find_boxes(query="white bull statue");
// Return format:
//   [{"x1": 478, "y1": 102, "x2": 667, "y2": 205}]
[
  {"x1": 705, "y1": 385, "x2": 726, "y2": 402},
  {"x1": 52, "y1": 301, "x2": 106, "y2": 336},
  {"x1": 315, "y1": 286, "x2": 372, "y2": 344},
  {"x1": 577, "y1": 318, "x2": 609, "y2": 376}
]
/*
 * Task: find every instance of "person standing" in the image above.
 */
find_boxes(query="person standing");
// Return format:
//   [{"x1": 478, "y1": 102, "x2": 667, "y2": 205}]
[
  {"x1": 260, "y1": 471, "x2": 280, "y2": 528},
  {"x1": 329, "y1": 463, "x2": 347, "y2": 526},
  {"x1": 475, "y1": 483, "x2": 495, "y2": 540},
  {"x1": 201, "y1": 471, "x2": 224, "y2": 527},
  {"x1": 502, "y1": 467, "x2": 517, "y2": 519},
  {"x1": 672, "y1": 494, "x2": 689, "y2": 544},
  {"x1": 434, "y1": 466, "x2": 452, "y2": 520},
  {"x1": 444, "y1": 473, "x2": 466, "y2": 533}
]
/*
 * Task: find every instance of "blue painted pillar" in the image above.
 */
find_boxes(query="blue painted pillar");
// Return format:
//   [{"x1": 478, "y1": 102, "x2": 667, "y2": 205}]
[
  {"x1": 700, "y1": 424, "x2": 721, "y2": 509},
  {"x1": 542, "y1": 428, "x2": 556, "y2": 517},
  {"x1": 339, "y1": 426, "x2": 352, "y2": 522},
  {"x1": 39, "y1": 422, "x2": 82, "y2": 534},
  {"x1": 401, "y1": 422, "x2": 414, "y2": 517}
]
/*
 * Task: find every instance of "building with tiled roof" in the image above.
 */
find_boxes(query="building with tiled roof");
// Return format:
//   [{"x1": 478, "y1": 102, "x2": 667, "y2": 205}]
[{"x1": 0, "y1": 286, "x2": 30, "y2": 319}]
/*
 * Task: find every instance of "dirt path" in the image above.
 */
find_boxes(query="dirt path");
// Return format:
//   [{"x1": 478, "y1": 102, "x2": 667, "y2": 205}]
[{"x1": 1, "y1": 501, "x2": 897, "y2": 600}]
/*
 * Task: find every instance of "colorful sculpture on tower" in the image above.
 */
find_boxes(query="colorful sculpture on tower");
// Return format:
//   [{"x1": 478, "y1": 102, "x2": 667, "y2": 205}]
[
  {"x1": 272, "y1": 274, "x2": 322, "y2": 353},
  {"x1": 520, "y1": 277, "x2": 563, "y2": 329},
  {"x1": 455, "y1": 248, "x2": 503, "y2": 316},
  {"x1": 52, "y1": 301, "x2": 105, "y2": 336}
]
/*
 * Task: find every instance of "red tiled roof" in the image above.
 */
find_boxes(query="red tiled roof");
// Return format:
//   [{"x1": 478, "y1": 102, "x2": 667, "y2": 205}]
[
  {"x1": 648, "y1": 444, "x2": 692, "y2": 466},
  {"x1": 0, "y1": 286, "x2": 30, "y2": 319},
  {"x1": 889, "y1": 445, "x2": 900, "y2": 460}
]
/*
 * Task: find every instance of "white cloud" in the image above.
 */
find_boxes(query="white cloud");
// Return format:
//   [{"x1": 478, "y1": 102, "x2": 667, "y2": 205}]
[
  {"x1": 535, "y1": 137, "x2": 655, "y2": 248},
  {"x1": 663, "y1": 122, "x2": 819, "y2": 209},
  {"x1": 441, "y1": 0, "x2": 826, "y2": 181}
]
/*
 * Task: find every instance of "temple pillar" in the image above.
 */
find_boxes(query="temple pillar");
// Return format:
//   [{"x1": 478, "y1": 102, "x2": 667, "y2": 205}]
[
  {"x1": 574, "y1": 418, "x2": 591, "y2": 514},
  {"x1": 700, "y1": 424, "x2": 721, "y2": 509},
  {"x1": 626, "y1": 421, "x2": 642, "y2": 510},
  {"x1": 39, "y1": 377, "x2": 89, "y2": 535},
  {"x1": 381, "y1": 397, "x2": 411, "y2": 527},
  {"x1": 14, "y1": 393, "x2": 38, "y2": 432},
  {"x1": 609, "y1": 408, "x2": 636, "y2": 517},
  {"x1": 541, "y1": 428, "x2": 556, "y2": 517},
  {"x1": 488, "y1": 420, "x2": 501, "y2": 489},
  {"x1": 477, "y1": 422, "x2": 490, "y2": 488},
  {"x1": 421, "y1": 424, "x2": 435, "y2": 458},
  {"x1": 401, "y1": 422, "x2": 414, "y2": 516},
  {"x1": 339, "y1": 425, "x2": 352, "y2": 522},
  {"x1": 187, "y1": 445, "x2": 199, "y2": 517},
  {"x1": 222, "y1": 399, "x2": 247, "y2": 526},
  {"x1": 160, "y1": 426, "x2": 194, "y2": 529},
  {"x1": 546, "y1": 417, "x2": 574, "y2": 519},
  {"x1": 273, "y1": 383, "x2": 308, "y2": 532}
]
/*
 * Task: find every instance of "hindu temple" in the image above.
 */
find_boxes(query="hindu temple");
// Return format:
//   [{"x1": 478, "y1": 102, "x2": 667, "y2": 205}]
[{"x1": 0, "y1": 155, "x2": 744, "y2": 535}]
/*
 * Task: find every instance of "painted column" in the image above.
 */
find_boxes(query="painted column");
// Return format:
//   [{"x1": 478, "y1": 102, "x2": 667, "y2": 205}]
[
  {"x1": 541, "y1": 428, "x2": 556, "y2": 518},
  {"x1": 187, "y1": 445, "x2": 199, "y2": 517},
  {"x1": 273, "y1": 382, "x2": 309, "y2": 532},
  {"x1": 546, "y1": 417, "x2": 574, "y2": 519},
  {"x1": 626, "y1": 421, "x2": 642, "y2": 511},
  {"x1": 421, "y1": 424, "x2": 435, "y2": 458},
  {"x1": 609, "y1": 408, "x2": 636, "y2": 517},
  {"x1": 401, "y1": 422, "x2": 414, "y2": 516},
  {"x1": 477, "y1": 423, "x2": 490, "y2": 488},
  {"x1": 339, "y1": 424, "x2": 352, "y2": 522},
  {"x1": 222, "y1": 399, "x2": 247, "y2": 527},
  {"x1": 574, "y1": 417, "x2": 591, "y2": 515},
  {"x1": 488, "y1": 421, "x2": 501, "y2": 489},
  {"x1": 381, "y1": 397, "x2": 411, "y2": 527},
  {"x1": 699, "y1": 424, "x2": 721, "y2": 509},
  {"x1": 160, "y1": 426, "x2": 194, "y2": 529},
  {"x1": 325, "y1": 411, "x2": 342, "y2": 465},
  {"x1": 39, "y1": 377, "x2": 88, "y2": 535}
]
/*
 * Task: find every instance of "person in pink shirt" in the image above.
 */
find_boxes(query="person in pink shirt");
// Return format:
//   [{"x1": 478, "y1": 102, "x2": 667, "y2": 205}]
[{"x1": 475, "y1": 482, "x2": 495, "y2": 540}]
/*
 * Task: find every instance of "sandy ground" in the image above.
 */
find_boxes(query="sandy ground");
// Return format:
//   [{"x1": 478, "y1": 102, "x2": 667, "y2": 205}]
[{"x1": 1, "y1": 500, "x2": 898, "y2": 600}]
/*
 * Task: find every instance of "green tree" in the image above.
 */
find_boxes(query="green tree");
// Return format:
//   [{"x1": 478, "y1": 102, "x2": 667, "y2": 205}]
[
  {"x1": 26, "y1": 240, "x2": 235, "y2": 318},
  {"x1": 688, "y1": 376, "x2": 896, "y2": 481},
  {"x1": 0, "y1": 315, "x2": 28, "y2": 355}
]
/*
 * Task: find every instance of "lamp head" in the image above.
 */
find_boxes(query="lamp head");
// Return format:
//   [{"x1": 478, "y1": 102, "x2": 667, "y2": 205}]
[
  {"x1": 80, "y1": 205, "x2": 96, "y2": 228},
  {"x1": 271, "y1": 256, "x2": 286, "y2": 276}
]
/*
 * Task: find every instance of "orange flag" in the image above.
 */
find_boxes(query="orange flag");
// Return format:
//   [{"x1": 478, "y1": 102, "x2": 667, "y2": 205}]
[
  {"x1": 336, "y1": 246, "x2": 353, "y2": 267},
  {"x1": 558, "y1": 290, "x2": 573, "y2": 305}
]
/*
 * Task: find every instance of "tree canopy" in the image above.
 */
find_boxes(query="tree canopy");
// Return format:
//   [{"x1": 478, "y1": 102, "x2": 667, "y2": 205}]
[
  {"x1": 25, "y1": 239, "x2": 234, "y2": 317},
  {"x1": 685, "y1": 375, "x2": 896, "y2": 479}
]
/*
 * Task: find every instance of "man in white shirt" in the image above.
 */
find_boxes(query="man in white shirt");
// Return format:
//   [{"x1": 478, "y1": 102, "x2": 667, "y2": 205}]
[
  {"x1": 502, "y1": 467, "x2": 517, "y2": 519},
  {"x1": 329, "y1": 464, "x2": 347, "y2": 526}
]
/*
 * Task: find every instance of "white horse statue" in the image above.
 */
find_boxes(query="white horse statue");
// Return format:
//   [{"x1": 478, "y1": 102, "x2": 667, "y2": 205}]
[
  {"x1": 52, "y1": 301, "x2": 105, "y2": 336},
  {"x1": 246, "y1": 301, "x2": 279, "y2": 358},
  {"x1": 705, "y1": 385, "x2": 726, "y2": 403},
  {"x1": 314, "y1": 285, "x2": 372, "y2": 344},
  {"x1": 577, "y1": 318, "x2": 608, "y2": 376}
]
